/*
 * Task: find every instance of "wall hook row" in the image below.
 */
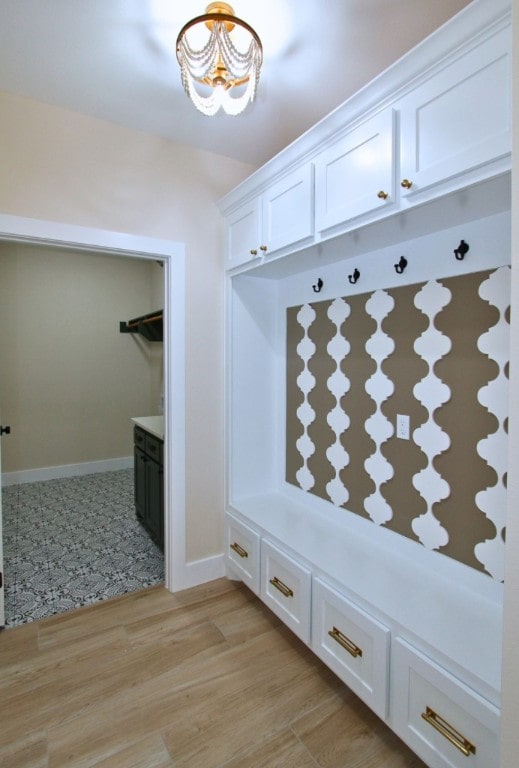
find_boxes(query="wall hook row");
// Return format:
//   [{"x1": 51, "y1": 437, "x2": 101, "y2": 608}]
[
  {"x1": 454, "y1": 239, "x2": 469, "y2": 260},
  {"x1": 394, "y1": 255, "x2": 408, "y2": 274},
  {"x1": 312, "y1": 241, "x2": 469, "y2": 294}
]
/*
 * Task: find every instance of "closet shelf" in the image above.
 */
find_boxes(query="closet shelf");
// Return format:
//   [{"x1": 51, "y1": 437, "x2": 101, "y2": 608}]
[{"x1": 120, "y1": 310, "x2": 163, "y2": 341}]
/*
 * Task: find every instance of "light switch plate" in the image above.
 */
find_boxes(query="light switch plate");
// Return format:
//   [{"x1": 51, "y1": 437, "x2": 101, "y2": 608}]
[{"x1": 396, "y1": 414, "x2": 410, "y2": 440}]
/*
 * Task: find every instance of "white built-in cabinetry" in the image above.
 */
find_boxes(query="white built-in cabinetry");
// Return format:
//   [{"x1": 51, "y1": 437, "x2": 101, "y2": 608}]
[
  {"x1": 221, "y1": 0, "x2": 511, "y2": 267},
  {"x1": 220, "y1": 2, "x2": 511, "y2": 767}
]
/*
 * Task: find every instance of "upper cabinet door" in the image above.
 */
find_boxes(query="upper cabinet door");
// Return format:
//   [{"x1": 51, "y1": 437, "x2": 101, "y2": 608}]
[
  {"x1": 225, "y1": 165, "x2": 314, "y2": 270},
  {"x1": 399, "y1": 25, "x2": 511, "y2": 200},
  {"x1": 261, "y1": 164, "x2": 314, "y2": 254},
  {"x1": 226, "y1": 196, "x2": 262, "y2": 270},
  {"x1": 314, "y1": 108, "x2": 396, "y2": 234}
]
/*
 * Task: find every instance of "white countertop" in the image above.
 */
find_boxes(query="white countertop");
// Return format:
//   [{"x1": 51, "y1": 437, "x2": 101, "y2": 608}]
[{"x1": 131, "y1": 416, "x2": 164, "y2": 440}]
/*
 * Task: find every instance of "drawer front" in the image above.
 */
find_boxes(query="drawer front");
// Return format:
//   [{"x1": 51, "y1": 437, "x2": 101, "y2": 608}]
[
  {"x1": 391, "y1": 638, "x2": 500, "y2": 768},
  {"x1": 145, "y1": 433, "x2": 163, "y2": 464},
  {"x1": 312, "y1": 578, "x2": 390, "y2": 719},
  {"x1": 260, "y1": 539, "x2": 311, "y2": 644},
  {"x1": 225, "y1": 513, "x2": 260, "y2": 594},
  {"x1": 134, "y1": 426, "x2": 146, "y2": 449}
]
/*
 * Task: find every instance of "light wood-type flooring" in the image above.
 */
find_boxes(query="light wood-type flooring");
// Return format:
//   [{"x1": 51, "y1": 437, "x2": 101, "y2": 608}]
[{"x1": 0, "y1": 577, "x2": 427, "y2": 767}]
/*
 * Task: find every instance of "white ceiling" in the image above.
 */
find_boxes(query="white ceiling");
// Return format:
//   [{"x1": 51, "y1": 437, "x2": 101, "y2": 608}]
[{"x1": 0, "y1": 0, "x2": 472, "y2": 168}]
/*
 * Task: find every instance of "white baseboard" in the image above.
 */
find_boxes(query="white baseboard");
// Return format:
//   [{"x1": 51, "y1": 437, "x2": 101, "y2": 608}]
[
  {"x1": 1, "y1": 456, "x2": 134, "y2": 487},
  {"x1": 169, "y1": 553, "x2": 226, "y2": 592}
]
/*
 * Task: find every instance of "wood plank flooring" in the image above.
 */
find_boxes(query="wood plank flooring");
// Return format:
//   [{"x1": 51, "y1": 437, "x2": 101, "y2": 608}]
[{"x1": 0, "y1": 578, "x2": 427, "y2": 768}]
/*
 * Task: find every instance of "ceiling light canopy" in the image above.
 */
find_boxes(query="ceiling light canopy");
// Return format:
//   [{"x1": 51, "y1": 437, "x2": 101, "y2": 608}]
[{"x1": 176, "y1": 2, "x2": 263, "y2": 117}]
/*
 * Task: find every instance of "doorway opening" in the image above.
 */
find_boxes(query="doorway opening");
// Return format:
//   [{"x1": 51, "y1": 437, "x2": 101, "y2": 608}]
[{"x1": 0, "y1": 214, "x2": 186, "y2": 628}]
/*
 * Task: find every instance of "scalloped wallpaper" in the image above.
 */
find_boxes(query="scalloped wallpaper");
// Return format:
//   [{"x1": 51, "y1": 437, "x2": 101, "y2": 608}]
[{"x1": 286, "y1": 267, "x2": 510, "y2": 580}]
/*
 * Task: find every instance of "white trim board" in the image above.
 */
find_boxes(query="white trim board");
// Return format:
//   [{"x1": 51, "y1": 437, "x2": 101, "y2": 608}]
[
  {"x1": 0, "y1": 213, "x2": 192, "y2": 593},
  {"x1": 179, "y1": 553, "x2": 226, "y2": 591},
  {"x1": 1, "y1": 456, "x2": 134, "y2": 487}
]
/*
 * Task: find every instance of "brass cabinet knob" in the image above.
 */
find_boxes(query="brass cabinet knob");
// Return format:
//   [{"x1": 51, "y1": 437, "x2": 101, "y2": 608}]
[
  {"x1": 377, "y1": 190, "x2": 389, "y2": 200},
  {"x1": 260, "y1": 245, "x2": 268, "y2": 252},
  {"x1": 250, "y1": 249, "x2": 258, "y2": 256},
  {"x1": 400, "y1": 178, "x2": 413, "y2": 189}
]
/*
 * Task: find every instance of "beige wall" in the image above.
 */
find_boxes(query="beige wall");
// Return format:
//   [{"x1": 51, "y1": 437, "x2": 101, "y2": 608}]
[
  {"x1": 0, "y1": 243, "x2": 161, "y2": 472},
  {"x1": 0, "y1": 90, "x2": 253, "y2": 562}
]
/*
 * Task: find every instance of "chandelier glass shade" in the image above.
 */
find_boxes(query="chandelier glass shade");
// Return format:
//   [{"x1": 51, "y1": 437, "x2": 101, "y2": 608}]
[{"x1": 176, "y1": 3, "x2": 263, "y2": 116}]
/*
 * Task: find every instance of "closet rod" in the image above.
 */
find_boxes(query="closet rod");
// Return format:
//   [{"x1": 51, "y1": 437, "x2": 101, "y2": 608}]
[{"x1": 126, "y1": 312, "x2": 162, "y2": 328}]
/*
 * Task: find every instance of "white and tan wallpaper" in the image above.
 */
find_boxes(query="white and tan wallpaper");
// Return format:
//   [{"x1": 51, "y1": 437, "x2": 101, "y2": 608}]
[{"x1": 286, "y1": 267, "x2": 510, "y2": 580}]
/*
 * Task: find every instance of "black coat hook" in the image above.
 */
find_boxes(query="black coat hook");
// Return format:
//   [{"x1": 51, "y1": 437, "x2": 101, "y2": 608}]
[
  {"x1": 312, "y1": 277, "x2": 323, "y2": 293},
  {"x1": 454, "y1": 239, "x2": 469, "y2": 260},
  {"x1": 394, "y1": 255, "x2": 408, "y2": 274},
  {"x1": 348, "y1": 268, "x2": 360, "y2": 285}
]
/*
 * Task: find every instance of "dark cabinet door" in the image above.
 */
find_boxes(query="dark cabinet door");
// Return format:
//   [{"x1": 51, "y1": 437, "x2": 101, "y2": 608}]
[{"x1": 134, "y1": 426, "x2": 164, "y2": 551}]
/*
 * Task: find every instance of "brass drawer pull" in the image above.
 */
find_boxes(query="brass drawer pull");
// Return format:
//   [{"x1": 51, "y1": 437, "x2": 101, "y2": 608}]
[
  {"x1": 401, "y1": 178, "x2": 413, "y2": 189},
  {"x1": 421, "y1": 706, "x2": 476, "y2": 757},
  {"x1": 270, "y1": 576, "x2": 293, "y2": 598},
  {"x1": 230, "y1": 542, "x2": 248, "y2": 559},
  {"x1": 377, "y1": 190, "x2": 389, "y2": 200},
  {"x1": 328, "y1": 626, "x2": 363, "y2": 658}
]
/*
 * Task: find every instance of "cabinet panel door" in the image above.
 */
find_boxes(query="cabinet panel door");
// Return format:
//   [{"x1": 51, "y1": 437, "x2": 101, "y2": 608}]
[
  {"x1": 312, "y1": 578, "x2": 390, "y2": 720},
  {"x1": 261, "y1": 539, "x2": 311, "y2": 643},
  {"x1": 225, "y1": 512, "x2": 261, "y2": 594},
  {"x1": 399, "y1": 26, "x2": 511, "y2": 198},
  {"x1": 315, "y1": 109, "x2": 395, "y2": 233},
  {"x1": 262, "y1": 164, "x2": 314, "y2": 254},
  {"x1": 391, "y1": 638, "x2": 500, "y2": 768},
  {"x1": 226, "y1": 197, "x2": 262, "y2": 270}
]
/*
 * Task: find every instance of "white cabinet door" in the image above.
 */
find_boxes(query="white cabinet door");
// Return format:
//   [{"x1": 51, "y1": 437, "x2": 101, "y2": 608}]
[
  {"x1": 312, "y1": 578, "x2": 390, "y2": 720},
  {"x1": 261, "y1": 164, "x2": 314, "y2": 254},
  {"x1": 226, "y1": 165, "x2": 314, "y2": 270},
  {"x1": 261, "y1": 538, "x2": 311, "y2": 643},
  {"x1": 391, "y1": 638, "x2": 500, "y2": 768},
  {"x1": 225, "y1": 512, "x2": 261, "y2": 594},
  {"x1": 399, "y1": 25, "x2": 511, "y2": 200},
  {"x1": 314, "y1": 108, "x2": 395, "y2": 233},
  {"x1": 226, "y1": 197, "x2": 262, "y2": 270}
]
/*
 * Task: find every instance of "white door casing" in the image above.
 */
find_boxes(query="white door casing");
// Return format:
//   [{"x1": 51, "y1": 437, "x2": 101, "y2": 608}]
[{"x1": 0, "y1": 213, "x2": 187, "y2": 596}]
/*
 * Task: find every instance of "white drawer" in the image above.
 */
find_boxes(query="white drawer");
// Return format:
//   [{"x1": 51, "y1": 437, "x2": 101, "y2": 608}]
[
  {"x1": 391, "y1": 638, "x2": 500, "y2": 768},
  {"x1": 312, "y1": 577, "x2": 390, "y2": 719},
  {"x1": 260, "y1": 539, "x2": 311, "y2": 643},
  {"x1": 225, "y1": 513, "x2": 260, "y2": 594}
]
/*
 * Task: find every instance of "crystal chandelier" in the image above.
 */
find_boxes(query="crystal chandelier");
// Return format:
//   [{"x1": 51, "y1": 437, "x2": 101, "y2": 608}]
[{"x1": 176, "y1": 3, "x2": 263, "y2": 116}]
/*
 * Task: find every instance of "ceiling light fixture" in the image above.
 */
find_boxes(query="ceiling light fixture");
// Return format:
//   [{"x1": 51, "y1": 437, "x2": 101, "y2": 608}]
[{"x1": 176, "y1": 2, "x2": 263, "y2": 117}]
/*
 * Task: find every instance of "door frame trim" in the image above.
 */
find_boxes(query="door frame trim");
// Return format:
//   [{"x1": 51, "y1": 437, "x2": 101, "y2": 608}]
[{"x1": 0, "y1": 212, "x2": 187, "y2": 592}]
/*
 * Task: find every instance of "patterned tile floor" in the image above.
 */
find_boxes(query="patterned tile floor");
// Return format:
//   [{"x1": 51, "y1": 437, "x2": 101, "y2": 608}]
[{"x1": 2, "y1": 469, "x2": 164, "y2": 627}]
